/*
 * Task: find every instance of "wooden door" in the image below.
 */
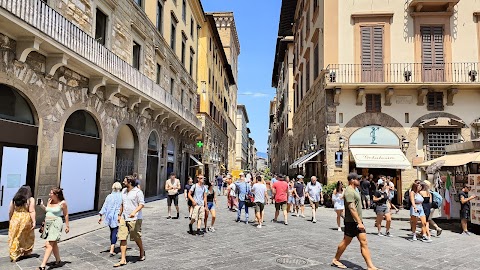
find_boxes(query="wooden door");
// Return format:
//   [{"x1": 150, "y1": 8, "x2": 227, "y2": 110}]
[
  {"x1": 421, "y1": 26, "x2": 445, "y2": 82},
  {"x1": 361, "y1": 26, "x2": 384, "y2": 82}
]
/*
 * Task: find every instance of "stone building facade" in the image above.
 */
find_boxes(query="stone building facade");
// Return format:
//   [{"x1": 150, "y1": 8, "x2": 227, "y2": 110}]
[
  {"x1": 235, "y1": 105, "x2": 249, "y2": 170},
  {"x1": 274, "y1": 0, "x2": 480, "y2": 203},
  {"x1": 0, "y1": 0, "x2": 202, "y2": 226}
]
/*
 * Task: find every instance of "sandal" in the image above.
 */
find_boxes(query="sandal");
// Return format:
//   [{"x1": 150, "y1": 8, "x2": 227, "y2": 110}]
[
  {"x1": 331, "y1": 261, "x2": 347, "y2": 269},
  {"x1": 113, "y1": 261, "x2": 127, "y2": 268},
  {"x1": 138, "y1": 251, "x2": 146, "y2": 261},
  {"x1": 37, "y1": 267, "x2": 46, "y2": 270}
]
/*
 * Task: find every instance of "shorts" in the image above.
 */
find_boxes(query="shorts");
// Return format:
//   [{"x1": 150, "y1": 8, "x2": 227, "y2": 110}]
[
  {"x1": 375, "y1": 204, "x2": 390, "y2": 215},
  {"x1": 361, "y1": 194, "x2": 370, "y2": 202},
  {"x1": 295, "y1": 196, "x2": 305, "y2": 206},
  {"x1": 118, "y1": 218, "x2": 142, "y2": 241},
  {"x1": 310, "y1": 201, "x2": 319, "y2": 209},
  {"x1": 255, "y1": 202, "x2": 265, "y2": 213},
  {"x1": 288, "y1": 196, "x2": 295, "y2": 204},
  {"x1": 460, "y1": 209, "x2": 470, "y2": 220},
  {"x1": 187, "y1": 199, "x2": 193, "y2": 207},
  {"x1": 167, "y1": 194, "x2": 178, "y2": 206},
  {"x1": 275, "y1": 201, "x2": 287, "y2": 211},
  {"x1": 344, "y1": 222, "x2": 365, "y2": 238},
  {"x1": 207, "y1": 202, "x2": 215, "y2": 211},
  {"x1": 191, "y1": 205, "x2": 205, "y2": 220},
  {"x1": 410, "y1": 205, "x2": 425, "y2": 217}
]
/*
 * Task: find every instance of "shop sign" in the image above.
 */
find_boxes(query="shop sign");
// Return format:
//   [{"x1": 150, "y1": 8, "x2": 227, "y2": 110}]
[
  {"x1": 335, "y1": 151, "x2": 343, "y2": 167},
  {"x1": 349, "y1": 125, "x2": 399, "y2": 146}
]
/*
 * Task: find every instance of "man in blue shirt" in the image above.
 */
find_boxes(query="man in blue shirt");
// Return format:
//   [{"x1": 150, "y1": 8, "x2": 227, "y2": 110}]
[
  {"x1": 236, "y1": 173, "x2": 251, "y2": 224},
  {"x1": 187, "y1": 174, "x2": 208, "y2": 236}
]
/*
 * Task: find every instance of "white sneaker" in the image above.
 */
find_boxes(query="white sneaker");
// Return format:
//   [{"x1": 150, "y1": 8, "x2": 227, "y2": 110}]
[
  {"x1": 257, "y1": 224, "x2": 262, "y2": 228},
  {"x1": 312, "y1": 219, "x2": 317, "y2": 223},
  {"x1": 412, "y1": 235, "x2": 417, "y2": 241},
  {"x1": 210, "y1": 227, "x2": 216, "y2": 232},
  {"x1": 337, "y1": 227, "x2": 342, "y2": 231},
  {"x1": 300, "y1": 214, "x2": 305, "y2": 218},
  {"x1": 296, "y1": 213, "x2": 299, "y2": 217}
]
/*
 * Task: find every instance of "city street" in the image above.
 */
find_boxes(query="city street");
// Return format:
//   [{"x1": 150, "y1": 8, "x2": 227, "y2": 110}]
[{"x1": 2, "y1": 195, "x2": 480, "y2": 270}]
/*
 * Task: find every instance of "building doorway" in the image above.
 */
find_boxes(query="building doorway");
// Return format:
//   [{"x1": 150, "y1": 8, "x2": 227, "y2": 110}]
[
  {"x1": 115, "y1": 125, "x2": 138, "y2": 182},
  {"x1": 145, "y1": 132, "x2": 159, "y2": 198}
]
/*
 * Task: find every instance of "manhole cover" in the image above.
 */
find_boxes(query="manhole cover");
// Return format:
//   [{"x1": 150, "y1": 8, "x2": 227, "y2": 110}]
[{"x1": 276, "y1": 257, "x2": 308, "y2": 267}]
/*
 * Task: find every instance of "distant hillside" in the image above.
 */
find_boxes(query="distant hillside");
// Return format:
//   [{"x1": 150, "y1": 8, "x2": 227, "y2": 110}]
[{"x1": 257, "y1": 152, "x2": 267, "y2": 159}]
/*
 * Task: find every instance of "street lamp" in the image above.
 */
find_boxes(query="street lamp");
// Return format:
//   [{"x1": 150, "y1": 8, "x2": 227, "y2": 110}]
[
  {"x1": 339, "y1": 136, "x2": 346, "y2": 150},
  {"x1": 310, "y1": 135, "x2": 318, "y2": 151},
  {"x1": 401, "y1": 136, "x2": 410, "y2": 153}
]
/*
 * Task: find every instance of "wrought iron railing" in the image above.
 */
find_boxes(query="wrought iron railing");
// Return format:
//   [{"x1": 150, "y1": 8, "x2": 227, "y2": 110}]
[
  {"x1": 326, "y1": 62, "x2": 480, "y2": 84},
  {"x1": 0, "y1": 0, "x2": 201, "y2": 130}
]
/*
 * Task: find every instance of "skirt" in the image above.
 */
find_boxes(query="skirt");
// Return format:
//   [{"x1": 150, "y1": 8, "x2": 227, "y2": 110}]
[
  {"x1": 41, "y1": 217, "x2": 63, "y2": 242},
  {"x1": 8, "y1": 210, "x2": 35, "y2": 261}
]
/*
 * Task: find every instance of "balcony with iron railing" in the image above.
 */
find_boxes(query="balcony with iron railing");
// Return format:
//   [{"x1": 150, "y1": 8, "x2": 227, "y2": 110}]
[
  {"x1": 325, "y1": 62, "x2": 480, "y2": 86},
  {"x1": 0, "y1": 0, "x2": 202, "y2": 130}
]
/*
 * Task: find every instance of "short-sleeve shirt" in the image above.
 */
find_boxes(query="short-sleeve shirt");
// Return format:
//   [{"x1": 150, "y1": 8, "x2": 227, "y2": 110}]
[
  {"x1": 272, "y1": 180, "x2": 289, "y2": 203},
  {"x1": 190, "y1": 184, "x2": 208, "y2": 206},
  {"x1": 216, "y1": 176, "x2": 223, "y2": 186},
  {"x1": 121, "y1": 187, "x2": 145, "y2": 221},
  {"x1": 236, "y1": 181, "x2": 251, "y2": 201},
  {"x1": 306, "y1": 182, "x2": 322, "y2": 202},
  {"x1": 344, "y1": 186, "x2": 362, "y2": 223},
  {"x1": 252, "y1": 183, "x2": 267, "y2": 203},
  {"x1": 185, "y1": 184, "x2": 192, "y2": 192},
  {"x1": 459, "y1": 191, "x2": 470, "y2": 212},
  {"x1": 360, "y1": 180, "x2": 370, "y2": 195},
  {"x1": 229, "y1": 183, "x2": 237, "y2": 197},
  {"x1": 294, "y1": 182, "x2": 305, "y2": 197},
  {"x1": 374, "y1": 190, "x2": 388, "y2": 205}
]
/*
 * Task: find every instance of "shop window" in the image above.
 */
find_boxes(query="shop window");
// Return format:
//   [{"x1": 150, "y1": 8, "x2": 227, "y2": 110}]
[
  {"x1": 427, "y1": 92, "x2": 444, "y2": 111},
  {"x1": 0, "y1": 84, "x2": 34, "y2": 125},
  {"x1": 366, "y1": 94, "x2": 381, "y2": 113},
  {"x1": 65, "y1": 110, "x2": 99, "y2": 138}
]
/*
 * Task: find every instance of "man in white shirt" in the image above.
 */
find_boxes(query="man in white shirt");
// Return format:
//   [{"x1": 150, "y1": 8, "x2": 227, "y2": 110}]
[
  {"x1": 305, "y1": 176, "x2": 323, "y2": 223},
  {"x1": 165, "y1": 172, "x2": 181, "y2": 219},
  {"x1": 251, "y1": 176, "x2": 268, "y2": 228},
  {"x1": 115, "y1": 175, "x2": 145, "y2": 267}
]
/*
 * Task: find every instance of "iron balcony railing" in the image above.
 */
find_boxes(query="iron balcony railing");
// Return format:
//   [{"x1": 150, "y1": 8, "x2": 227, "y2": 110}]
[
  {"x1": 326, "y1": 62, "x2": 480, "y2": 84},
  {"x1": 0, "y1": 0, "x2": 202, "y2": 130}
]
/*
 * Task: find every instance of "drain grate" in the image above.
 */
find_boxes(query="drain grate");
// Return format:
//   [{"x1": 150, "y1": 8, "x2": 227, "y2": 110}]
[{"x1": 275, "y1": 257, "x2": 309, "y2": 268}]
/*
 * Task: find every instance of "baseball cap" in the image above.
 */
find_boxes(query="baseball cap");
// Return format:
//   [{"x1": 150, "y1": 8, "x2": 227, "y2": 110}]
[
  {"x1": 297, "y1": 175, "x2": 304, "y2": 179},
  {"x1": 239, "y1": 172, "x2": 245, "y2": 176},
  {"x1": 347, "y1": 173, "x2": 360, "y2": 181}
]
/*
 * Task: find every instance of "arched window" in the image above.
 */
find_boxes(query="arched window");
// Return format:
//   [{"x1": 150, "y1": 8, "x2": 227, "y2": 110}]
[
  {"x1": 148, "y1": 132, "x2": 158, "y2": 151},
  {"x1": 0, "y1": 84, "x2": 34, "y2": 124},
  {"x1": 65, "y1": 111, "x2": 99, "y2": 138}
]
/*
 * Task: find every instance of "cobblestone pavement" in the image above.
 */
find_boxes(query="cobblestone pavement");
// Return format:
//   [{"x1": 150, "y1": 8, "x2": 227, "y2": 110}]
[{"x1": 2, "y1": 195, "x2": 480, "y2": 270}]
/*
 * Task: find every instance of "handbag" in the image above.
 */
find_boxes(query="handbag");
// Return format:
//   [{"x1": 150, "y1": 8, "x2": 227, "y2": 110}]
[{"x1": 244, "y1": 183, "x2": 255, "y2": 207}]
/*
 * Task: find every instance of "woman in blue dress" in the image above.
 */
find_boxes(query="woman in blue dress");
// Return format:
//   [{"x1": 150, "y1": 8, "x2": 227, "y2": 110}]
[{"x1": 98, "y1": 182, "x2": 123, "y2": 256}]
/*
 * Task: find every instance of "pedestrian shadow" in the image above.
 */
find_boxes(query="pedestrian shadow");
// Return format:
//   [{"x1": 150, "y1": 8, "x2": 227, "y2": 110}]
[
  {"x1": 125, "y1": 255, "x2": 146, "y2": 264},
  {"x1": 46, "y1": 260, "x2": 72, "y2": 268},
  {"x1": 339, "y1": 260, "x2": 367, "y2": 270},
  {"x1": 397, "y1": 235, "x2": 415, "y2": 242},
  {"x1": 13, "y1": 253, "x2": 40, "y2": 262}
]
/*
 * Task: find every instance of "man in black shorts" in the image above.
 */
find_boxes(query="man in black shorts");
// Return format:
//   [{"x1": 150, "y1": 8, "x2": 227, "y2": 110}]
[
  {"x1": 459, "y1": 185, "x2": 476, "y2": 235},
  {"x1": 331, "y1": 173, "x2": 380, "y2": 270}
]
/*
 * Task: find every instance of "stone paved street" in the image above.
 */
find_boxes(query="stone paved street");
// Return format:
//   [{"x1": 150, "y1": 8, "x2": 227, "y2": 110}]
[{"x1": 2, "y1": 195, "x2": 480, "y2": 270}]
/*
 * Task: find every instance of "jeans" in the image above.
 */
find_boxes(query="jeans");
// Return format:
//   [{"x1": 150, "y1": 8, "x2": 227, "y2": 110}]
[
  {"x1": 110, "y1": 226, "x2": 118, "y2": 245},
  {"x1": 237, "y1": 200, "x2": 249, "y2": 221}
]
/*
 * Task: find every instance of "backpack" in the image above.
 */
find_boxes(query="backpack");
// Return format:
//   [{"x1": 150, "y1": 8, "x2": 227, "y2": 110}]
[
  {"x1": 431, "y1": 190, "x2": 443, "y2": 209},
  {"x1": 403, "y1": 189, "x2": 411, "y2": 209}
]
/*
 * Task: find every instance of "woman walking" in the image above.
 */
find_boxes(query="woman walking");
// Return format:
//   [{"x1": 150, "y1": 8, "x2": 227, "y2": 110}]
[
  {"x1": 205, "y1": 181, "x2": 217, "y2": 232},
  {"x1": 419, "y1": 182, "x2": 433, "y2": 241},
  {"x1": 373, "y1": 183, "x2": 393, "y2": 237},
  {"x1": 227, "y1": 178, "x2": 238, "y2": 211},
  {"x1": 38, "y1": 187, "x2": 70, "y2": 269},
  {"x1": 332, "y1": 181, "x2": 344, "y2": 231},
  {"x1": 287, "y1": 178, "x2": 295, "y2": 213},
  {"x1": 98, "y1": 182, "x2": 123, "y2": 256},
  {"x1": 8, "y1": 185, "x2": 35, "y2": 262},
  {"x1": 409, "y1": 182, "x2": 430, "y2": 242}
]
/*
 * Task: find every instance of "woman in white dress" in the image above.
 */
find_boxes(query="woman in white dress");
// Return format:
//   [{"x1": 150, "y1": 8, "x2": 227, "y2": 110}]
[{"x1": 332, "y1": 181, "x2": 345, "y2": 231}]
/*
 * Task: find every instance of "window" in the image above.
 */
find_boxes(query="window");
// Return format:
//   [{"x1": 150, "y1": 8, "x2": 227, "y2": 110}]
[
  {"x1": 300, "y1": 74, "x2": 303, "y2": 101},
  {"x1": 189, "y1": 49, "x2": 194, "y2": 75},
  {"x1": 170, "y1": 15, "x2": 177, "y2": 49},
  {"x1": 366, "y1": 94, "x2": 381, "y2": 113},
  {"x1": 95, "y1": 8, "x2": 107, "y2": 45},
  {"x1": 427, "y1": 92, "x2": 444, "y2": 111},
  {"x1": 181, "y1": 36, "x2": 186, "y2": 65},
  {"x1": 208, "y1": 68, "x2": 211, "y2": 84},
  {"x1": 156, "y1": 0, "x2": 163, "y2": 34},
  {"x1": 209, "y1": 38, "x2": 212, "y2": 51},
  {"x1": 361, "y1": 26, "x2": 384, "y2": 82},
  {"x1": 189, "y1": 98, "x2": 192, "y2": 111},
  {"x1": 314, "y1": 0, "x2": 319, "y2": 12},
  {"x1": 405, "y1": 113, "x2": 409, "y2": 123},
  {"x1": 134, "y1": 0, "x2": 142, "y2": 7},
  {"x1": 306, "y1": 9, "x2": 310, "y2": 35},
  {"x1": 156, "y1": 64, "x2": 161, "y2": 84},
  {"x1": 182, "y1": 0, "x2": 186, "y2": 22},
  {"x1": 313, "y1": 44, "x2": 319, "y2": 79},
  {"x1": 421, "y1": 26, "x2": 445, "y2": 82},
  {"x1": 339, "y1": 113, "x2": 343, "y2": 123},
  {"x1": 132, "y1": 41, "x2": 141, "y2": 70},
  {"x1": 180, "y1": 89, "x2": 184, "y2": 104},
  {"x1": 190, "y1": 18, "x2": 194, "y2": 38},
  {"x1": 426, "y1": 130, "x2": 461, "y2": 160},
  {"x1": 306, "y1": 60, "x2": 310, "y2": 92},
  {"x1": 170, "y1": 78, "x2": 174, "y2": 94}
]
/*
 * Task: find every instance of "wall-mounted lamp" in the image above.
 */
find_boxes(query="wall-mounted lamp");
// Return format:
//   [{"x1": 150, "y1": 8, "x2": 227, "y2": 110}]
[
  {"x1": 310, "y1": 135, "x2": 318, "y2": 151},
  {"x1": 401, "y1": 136, "x2": 410, "y2": 153},
  {"x1": 404, "y1": 70, "x2": 412, "y2": 82},
  {"x1": 339, "y1": 136, "x2": 346, "y2": 150},
  {"x1": 329, "y1": 71, "x2": 336, "y2": 83},
  {"x1": 469, "y1": 70, "x2": 477, "y2": 82}
]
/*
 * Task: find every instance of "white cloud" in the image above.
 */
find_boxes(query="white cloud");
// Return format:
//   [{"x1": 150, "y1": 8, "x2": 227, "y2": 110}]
[{"x1": 239, "y1": 91, "x2": 271, "y2": 98}]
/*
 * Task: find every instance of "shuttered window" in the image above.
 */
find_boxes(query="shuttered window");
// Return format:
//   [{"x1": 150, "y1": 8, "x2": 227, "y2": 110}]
[
  {"x1": 361, "y1": 26, "x2": 384, "y2": 82},
  {"x1": 366, "y1": 94, "x2": 381, "y2": 113},
  {"x1": 314, "y1": 44, "x2": 319, "y2": 80},
  {"x1": 421, "y1": 26, "x2": 445, "y2": 82},
  {"x1": 196, "y1": 94, "x2": 200, "y2": 113},
  {"x1": 427, "y1": 92, "x2": 444, "y2": 111}
]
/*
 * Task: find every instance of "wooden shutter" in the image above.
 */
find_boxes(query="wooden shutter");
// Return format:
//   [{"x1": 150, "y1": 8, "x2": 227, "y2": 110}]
[
  {"x1": 361, "y1": 26, "x2": 384, "y2": 82},
  {"x1": 421, "y1": 26, "x2": 445, "y2": 82},
  {"x1": 366, "y1": 94, "x2": 381, "y2": 113},
  {"x1": 427, "y1": 92, "x2": 444, "y2": 111}
]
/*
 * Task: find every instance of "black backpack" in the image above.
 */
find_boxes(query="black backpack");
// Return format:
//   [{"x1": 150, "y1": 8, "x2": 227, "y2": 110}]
[{"x1": 402, "y1": 189, "x2": 411, "y2": 209}]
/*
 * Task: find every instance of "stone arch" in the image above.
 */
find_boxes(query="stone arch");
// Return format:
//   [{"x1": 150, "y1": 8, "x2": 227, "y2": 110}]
[
  {"x1": 0, "y1": 83, "x2": 38, "y2": 125},
  {"x1": 342, "y1": 112, "x2": 407, "y2": 141},
  {"x1": 60, "y1": 103, "x2": 105, "y2": 140},
  {"x1": 410, "y1": 112, "x2": 466, "y2": 127},
  {"x1": 145, "y1": 129, "x2": 161, "y2": 197},
  {"x1": 114, "y1": 124, "x2": 140, "y2": 182}
]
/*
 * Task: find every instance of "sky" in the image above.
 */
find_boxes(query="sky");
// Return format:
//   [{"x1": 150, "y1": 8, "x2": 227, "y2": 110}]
[{"x1": 201, "y1": 0, "x2": 281, "y2": 154}]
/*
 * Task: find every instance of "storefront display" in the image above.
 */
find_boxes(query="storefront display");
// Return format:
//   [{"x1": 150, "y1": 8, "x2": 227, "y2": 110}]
[{"x1": 468, "y1": 174, "x2": 480, "y2": 225}]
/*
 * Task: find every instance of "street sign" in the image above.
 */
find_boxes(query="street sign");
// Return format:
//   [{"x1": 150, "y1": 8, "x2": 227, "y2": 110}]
[{"x1": 335, "y1": 151, "x2": 343, "y2": 167}]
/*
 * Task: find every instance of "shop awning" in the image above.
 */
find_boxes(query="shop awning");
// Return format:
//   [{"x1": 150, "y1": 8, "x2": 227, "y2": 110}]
[
  {"x1": 189, "y1": 155, "x2": 203, "y2": 167},
  {"x1": 417, "y1": 152, "x2": 480, "y2": 167},
  {"x1": 297, "y1": 149, "x2": 324, "y2": 167},
  {"x1": 350, "y1": 148, "x2": 411, "y2": 170},
  {"x1": 289, "y1": 152, "x2": 314, "y2": 169}
]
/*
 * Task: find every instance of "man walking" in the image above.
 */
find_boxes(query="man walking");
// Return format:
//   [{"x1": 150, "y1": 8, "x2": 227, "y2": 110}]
[
  {"x1": 251, "y1": 175, "x2": 268, "y2": 228},
  {"x1": 165, "y1": 172, "x2": 180, "y2": 219},
  {"x1": 216, "y1": 174, "x2": 224, "y2": 195},
  {"x1": 293, "y1": 175, "x2": 306, "y2": 218},
  {"x1": 331, "y1": 173, "x2": 380, "y2": 270},
  {"x1": 188, "y1": 174, "x2": 208, "y2": 235},
  {"x1": 459, "y1": 185, "x2": 476, "y2": 235},
  {"x1": 236, "y1": 172, "x2": 250, "y2": 224},
  {"x1": 115, "y1": 175, "x2": 145, "y2": 267},
  {"x1": 360, "y1": 177, "x2": 370, "y2": 209},
  {"x1": 305, "y1": 176, "x2": 323, "y2": 223},
  {"x1": 272, "y1": 174, "x2": 289, "y2": 225}
]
